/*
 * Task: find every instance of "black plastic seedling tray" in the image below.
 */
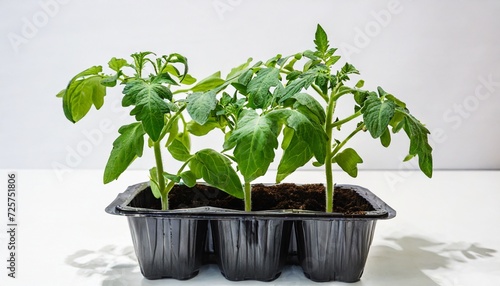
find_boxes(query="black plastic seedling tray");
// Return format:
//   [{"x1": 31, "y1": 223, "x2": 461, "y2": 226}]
[{"x1": 106, "y1": 182, "x2": 395, "y2": 282}]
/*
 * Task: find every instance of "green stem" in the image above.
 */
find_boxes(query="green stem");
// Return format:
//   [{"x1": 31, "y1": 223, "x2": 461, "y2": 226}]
[
  {"x1": 158, "y1": 105, "x2": 186, "y2": 143},
  {"x1": 312, "y1": 84, "x2": 329, "y2": 102},
  {"x1": 179, "y1": 159, "x2": 191, "y2": 174},
  {"x1": 331, "y1": 123, "x2": 365, "y2": 157},
  {"x1": 168, "y1": 105, "x2": 187, "y2": 128},
  {"x1": 161, "y1": 194, "x2": 168, "y2": 211},
  {"x1": 331, "y1": 110, "x2": 362, "y2": 129},
  {"x1": 244, "y1": 181, "x2": 252, "y2": 212},
  {"x1": 325, "y1": 148, "x2": 334, "y2": 213},
  {"x1": 324, "y1": 89, "x2": 338, "y2": 213},
  {"x1": 325, "y1": 125, "x2": 365, "y2": 212},
  {"x1": 153, "y1": 141, "x2": 168, "y2": 210},
  {"x1": 161, "y1": 180, "x2": 176, "y2": 211}
]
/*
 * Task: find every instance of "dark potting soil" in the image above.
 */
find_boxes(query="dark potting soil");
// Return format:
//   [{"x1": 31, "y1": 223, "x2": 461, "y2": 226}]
[{"x1": 164, "y1": 183, "x2": 374, "y2": 214}]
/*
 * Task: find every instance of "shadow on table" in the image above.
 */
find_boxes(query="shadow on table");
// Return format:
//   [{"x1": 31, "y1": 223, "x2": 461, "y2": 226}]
[
  {"x1": 65, "y1": 236, "x2": 496, "y2": 286},
  {"x1": 65, "y1": 245, "x2": 141, "y2": 286},
  {"x1": 362, "y1": 235, "x2": 496, "y2": 286}
]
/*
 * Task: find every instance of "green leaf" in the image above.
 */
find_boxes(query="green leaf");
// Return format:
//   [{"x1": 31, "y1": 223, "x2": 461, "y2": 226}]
[
  {"x1": 122, "y1": 80, "x2": 172, "y2": 141},
  {"x1": 340, "y1": 63, "x2": 359, "y2": 75},
  {"x1": 403, "y1": 154, "x2": 414, "y2": 162},
  {"x1": 303, "y1": 50, "x2": 320, "y2": 61},
  {"x1": 389, "y1": 108, "x2": 406, "y2": 132},
  {"x1": 164, "y1": 116, "x2": 179, "y2": 147},
  {"x1": 100, "y1": 71, "x2": 123, "y2": 88},
  {"x1": 90, "y1": 76, "x2": 107, "y2": 109},
  {"x1": 355, "y1": 80, "x2": 365, "y2": 88},
  {"x1": 164, "y1": 172, "x2": 181, "y2": 183},
  {"x1": 191, "y1": 72, "x2": 225, "y2": 92},
  {"x1": 104, "y1": 123, "x2": 145, "y2": 183},
  {"x1": 180, "y1": 171, "x2": 197, "y2": 187},
  {"x1": 286, "y1": 70, "x2": 302, "y2": 81},
  {"x1": 56, "y1": 89, "x2": 65, "y2": 98},
  {"x1": 152, "y1": 73, "x2": 178, "y2": 85},
  {"x1": 281, "y1": 127, "x2": 293, "y2": 150},
  {"x1": 71, "y1": 65, "x2": 103, "y2": 81},
  {"x1": 162, "y1": 64, "x2": 197, "y2": 85},
  {"x1": 265, "y1": 54, "x2": 282, "y2": 67},
  {"x1": 362, "y1": 94, "x2": 395, "y2": 138},
  {"x1": 227, "y1": 58, "x2": 253, "y2": 80},
  {"x1": 166, "y1": 53, "x2": 189, "y2": 81},
  {"x1": 378, "y1": 87, "x2": 406, "y2": 108},
  {"x1": 149, "y1": 168, "x2": 181, "y2": 198},
  {"x1": 130, "y1": 51, "x2": 154, "y2": 73},
  {"x1": 279, "y1": 70, "x2": 317, "y2": 102},
  {"x1": 190, "y1": 149, "x2": 244, "y2": 199},
  {"x1": 62, "y1": 66, "x2": 103, "y2": 122},
  {"x1": 237, "y1": 69, "x2": 254, "y2": 87},
  {"x1": 224, "y1": 110, "x2": 279, "y2": 182},
  {"x1": 187, "y1": 117, "x2": 222, "y2": 136},
  {"x1": 269, "y1": 109, "x2": 327, "y2": 163},
  {"x1": 289, "y1": 93, "x2": 326, "y2": 124},
  {"x1": 315, "y1": 73, "x2": 329, "y2": 94},
  {"x1": 108, "y1": 57, "x2": 128, "y2": 72},
  {"x1": 325, "y1": 55, "x2": 341, "y2": 66},
  {"x1": 380, "y1": 127, "x2": 391, "y2": 147},
  {"x1": 246, "y1": 67, "x2": 280, "y2": 109},
  {"x1": 269, "y1": 109, "x2": 327, "y2": 182},
  {"x1": 149, "y1": 168, "x2": 162, "y2": 199},
  {"x1": 386, "y1": 94, "x2": 407, "y2": 108},
  {"x1": 314, "y1": 24, "x2": 329, "y2": 56},
  {"x1": 354, "y1": 90, "x2": 369, "y2": 106},
  {"x1": 220, "y1": 92, "x2": 233, "y2": 106},
  {"x1": 63, "y1": 72, "x2": 106, "y2": 122},
  {"x1": 312, "y1": 161, "x2": 324, "y2": 167},
  {"x1": 277, "y1": 135, "x2": 313, "y2": 183},
  {"x1": 179, "y1": 74, "x2": 197, "y2": 85},
  {"x1": 167, "y1": 132, "x2": 191, "y2": 162},
  {"x1": 334, "y1": 148, "x2": 363, "y2": 177},
  {"x1": 186, "y1": 91, "x2": 217, "y2": 125},
  {"x1": 401, "y1": 113, "x2": 433, "y2": 178}
]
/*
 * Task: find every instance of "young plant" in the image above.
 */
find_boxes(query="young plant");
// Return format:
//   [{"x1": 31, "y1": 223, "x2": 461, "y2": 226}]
[
  {"x1": 188, "y1": 24, "x2": 433, "y2": 213},
  {"x1": 57, "y1": 52, "x2": 243, "y2": 210},
  {"x1": 186, "y1": 58, "x2": 328, "y2": 212},
  {"x1": 274, "y1": 24, "x2": 433, "y2": 212}
]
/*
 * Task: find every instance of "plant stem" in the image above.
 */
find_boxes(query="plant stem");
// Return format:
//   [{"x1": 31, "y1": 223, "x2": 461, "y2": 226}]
[
  {"x1": 312, "y1": 84, "x2": 329, "y2": 102},
  {"x1": 331, "y1": 123, "x2": 365, "y2": 157},
  {"x1": 331, "y1": 110, "x2": 362, "y2": 129},
  {"x1": 325, "y1": 147, "x2": 334, "y2": 213},
  {"x1": 324, "y1": 90, "x2": 338, "y2": 213},
  {"x1": 163, "y1": 180, "x2": 176, "y2": 210},
  {"x1": 153, "y1": 141, "x2": 168, "y2": 210},
  {"x1": 160, "y1": 192, "x2": 168, "y2": 211},
  {"x1": 244, "y1": 181, "x2": 252, "y2": 212}
]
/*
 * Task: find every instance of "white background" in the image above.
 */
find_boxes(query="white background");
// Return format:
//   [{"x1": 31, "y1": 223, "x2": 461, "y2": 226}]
[{"x1": 1, "y1": 0, "x2": 500, "y2": 177}]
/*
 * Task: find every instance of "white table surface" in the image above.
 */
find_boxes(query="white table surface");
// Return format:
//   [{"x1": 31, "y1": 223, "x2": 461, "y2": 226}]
[{"x1": 0, "y1": 169, "x2": 499, "y2": 286}]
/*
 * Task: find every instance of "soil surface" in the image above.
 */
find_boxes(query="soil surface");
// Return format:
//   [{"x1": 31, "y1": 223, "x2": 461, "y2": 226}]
[{"x1": 159, "y1": 183, "x2": 374, "y2": 214}]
